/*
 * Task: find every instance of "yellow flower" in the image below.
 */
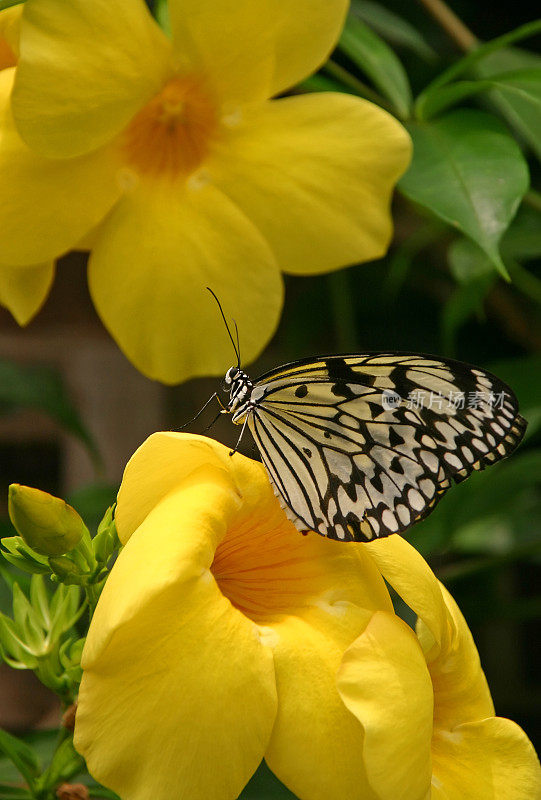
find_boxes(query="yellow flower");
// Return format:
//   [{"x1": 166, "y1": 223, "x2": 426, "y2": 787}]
[
  {"x1": 1, "y1": 0, "x2": 411, "y2": 383},
  {"x1": 76, "y1": 431, "x2": 419, "y2": 800},
  {"x1": 337, "y1": 536, "x2": 541, "y2": 800},
  {"x1": 0, "y1": 5, "x2": 55, "y2": 325}
]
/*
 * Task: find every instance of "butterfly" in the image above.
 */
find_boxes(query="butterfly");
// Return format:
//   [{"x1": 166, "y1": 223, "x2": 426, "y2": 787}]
[{"x1": 204, "y1": 293, "x2": 527, "y2": 543}]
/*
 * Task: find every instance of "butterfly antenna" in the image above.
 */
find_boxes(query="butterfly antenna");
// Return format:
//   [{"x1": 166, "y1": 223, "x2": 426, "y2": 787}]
[
  {"x1": 233, "y1": 320, "x2": 241, "y2": 368},
  {"x1": 207, "y1": 287, "x2": 241, "y2": 366}
]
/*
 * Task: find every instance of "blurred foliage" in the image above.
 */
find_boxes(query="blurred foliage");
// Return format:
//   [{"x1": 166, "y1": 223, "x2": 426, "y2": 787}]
[{"x1": 0, "y1": 360, "x2": 100, "y2": 468}]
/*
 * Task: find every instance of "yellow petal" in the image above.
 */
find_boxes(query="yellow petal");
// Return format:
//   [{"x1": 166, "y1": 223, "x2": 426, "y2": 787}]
[
  {"x1": 431, "y1": 717, "x2": 541, "y2": 800},
  {"x1": 88, "y1": 181, "x2": 282, "y2": 384},
  {"x1": 0, "y1": 69, "x2": 121, "y2": 264},
  {"x1": 337, "y1": 611, "x2": 434, "y2": 800},
  {"x1": 423, "y1": 584, "x2": 494, "y2": 730},
  {"x1": 211, "y1": 93, "x2": 411, "y2": 273},
  {"x1": 266, "y1": 611, "x2": 375, "y2": 800},
  {"x1": 364, "y1": 535, "x2": 447, "y2": 652},
  {"x1": 75, "y1": 469, "x2": 277, "y2": 800},
  {"x1": 12, "y1": 0, "x2": 172, "y2": 158},
  {"x1": 0, "y1": 5, "x2": 21, "y2": 64},
  {"x1": 0, "y1": 260, "x2": 53, "y2": 325},
  {"x1": 169, "y1": 0, "x2": 348, "y2": 107},
  {"x1": 266, "y1": 549, "x2": 393, "y2": 800},
  {"x1": 115, "y1": 432, "x2": 393, "y2": 612},
  {"x1": 114, "y1": 433, "x2": 245, "y2": 543}
]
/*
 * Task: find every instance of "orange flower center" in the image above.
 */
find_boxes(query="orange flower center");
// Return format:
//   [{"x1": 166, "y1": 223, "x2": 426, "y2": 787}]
[
  {"x1": 211, "y1": 510, "x2": 317, "y2": 624},
  {"x1": 0, "y1": 39, "x2": 16, "y2": 71},
  {"x1": 120, "y1": 76, "x2": 219, "y2": 180}
]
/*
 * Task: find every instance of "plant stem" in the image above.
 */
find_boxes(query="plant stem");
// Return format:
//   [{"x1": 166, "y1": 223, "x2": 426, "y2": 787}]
[
  {"x1": 417, "y1": 0, "x2": 478, "y2": 52},
  {"x1": 524, "y1": 189, "x2": 541, "y2": 215}
]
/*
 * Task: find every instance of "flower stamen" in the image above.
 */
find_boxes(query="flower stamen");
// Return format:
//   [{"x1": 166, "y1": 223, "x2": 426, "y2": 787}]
[{"x1": 120, "y1": 76, "x2": 219, "y2": 180}]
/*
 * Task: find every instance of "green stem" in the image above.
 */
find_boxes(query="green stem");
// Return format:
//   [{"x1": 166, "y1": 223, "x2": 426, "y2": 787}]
[
  {"x1": 417, "y1": 0, "x2": 478, "y2": 52},
  {"x1": 85, "y1": 579, "x2": 105, "y2": 617},
  {"x1": 324, "y1": 60, "x2": 391, "y2": 109}
]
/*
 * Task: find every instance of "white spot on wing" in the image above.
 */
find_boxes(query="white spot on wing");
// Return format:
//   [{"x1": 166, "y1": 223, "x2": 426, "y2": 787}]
[{"x1": 408, "y1": 488, "x2": 425, "y2": 511}]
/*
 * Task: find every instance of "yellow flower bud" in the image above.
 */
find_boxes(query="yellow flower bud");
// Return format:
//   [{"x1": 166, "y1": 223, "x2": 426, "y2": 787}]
[{"x1": 8, "y1": 484, "x2": 86, "y2": 556}]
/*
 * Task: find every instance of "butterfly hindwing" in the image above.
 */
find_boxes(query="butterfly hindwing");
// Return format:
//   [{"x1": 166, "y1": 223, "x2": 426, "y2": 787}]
[{"x1": 248, "y1": 353, "x2": 526, "y2": 542}]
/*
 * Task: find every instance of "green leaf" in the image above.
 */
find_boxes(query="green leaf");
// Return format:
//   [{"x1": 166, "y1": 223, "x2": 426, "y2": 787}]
[
  {"x1": 38, "y1": 737, "x2": 84, "y2": 791},
  {"x1": 483, "y1": 70, "x2": 541, "y2": 162},
  {"x1": 1, "y1": 538, "x2": 51, "y2": 576},
  {"x1": 399, "y1": 109, "x2": 529, "y2": 276},
  {"x1": 339, "y1": 14, "x2": 412, "y2": 118},
  {"x1": 0, "y1": 730, "x2": 40, "y2": 787},
  {"x1": 299, "y1": 73, "x2": 346, "y2": 94},
  {"x1": 0, "y1": 360, "x2": 100, "y2": 465},
  {"x1": 448, "y1": 237, "x2": 495, "y2": 283},
  {"x1": 0, "y1": 0, "x2": 24, "y2": 9},
  {"x1": 151, "y1": 0, "x2": 170, "y2": 35},
  {"x1": 29, "y1": 576, "x2": 51, "y2": 629},
  {"x1": 351, "y1": 1, "x2": 437, "y2": 61},
  {"x1": 416, "y1": 69, "x2": 541, "y2": 163},
  {"x1": 419, "y1": 19, "x2": 541, "y2": 95}
]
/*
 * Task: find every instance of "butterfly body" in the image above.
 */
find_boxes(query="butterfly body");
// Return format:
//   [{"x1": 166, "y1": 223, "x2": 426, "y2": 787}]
[{"x1": 222, "y1": 353, "x2": 526, "y2": 543}]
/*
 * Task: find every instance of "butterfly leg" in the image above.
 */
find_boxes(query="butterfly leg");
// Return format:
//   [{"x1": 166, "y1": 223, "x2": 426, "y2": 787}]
[
  {"x1": 178, "y1": 392, "x2": 227, "y2": 431},
  {"x1": 229, "y1": 415, "x2": 250, "y2": 457}
]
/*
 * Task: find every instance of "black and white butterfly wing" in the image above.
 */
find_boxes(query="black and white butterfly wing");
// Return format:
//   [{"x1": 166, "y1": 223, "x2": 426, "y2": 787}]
[{"x1": 247, "y1": 354, "x2": 526, "y2": 542}]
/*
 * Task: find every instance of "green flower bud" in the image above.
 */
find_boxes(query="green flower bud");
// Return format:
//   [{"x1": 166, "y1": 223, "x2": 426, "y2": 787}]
[
  {"x1": 8, "y1": 485, "x2": 87, "y2": 557},
  {"x1": 48, "y1": 556, "x2": 84, "y2": 584}
]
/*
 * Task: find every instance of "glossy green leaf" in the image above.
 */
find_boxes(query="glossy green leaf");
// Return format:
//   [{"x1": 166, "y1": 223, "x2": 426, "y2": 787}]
[
  {"x1": 448, "y1": 238, "x2": 495, "y2": 283},
  {"x1": 351, "y1": 1, "x2": 437, "y2": 61},
  {"x1": 339, "y1": 14, "x2": 412, "y2": 118},
  {"x1": 399, "y1": 109, "x2": 529, "y2": 276},
  {"x1": 416, "y1": 69, "x2": 541, "y2": 163}
]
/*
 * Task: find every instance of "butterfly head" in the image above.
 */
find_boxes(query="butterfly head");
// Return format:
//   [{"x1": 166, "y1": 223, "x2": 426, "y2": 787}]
[{"x1": 223, "y1": 366, "x2": 253, "y2": 418}]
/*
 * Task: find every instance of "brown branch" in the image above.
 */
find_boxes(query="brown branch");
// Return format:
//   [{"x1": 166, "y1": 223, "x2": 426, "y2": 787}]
[{"x1": 417, "y1": 0, "x2": 479, "y2": 52}]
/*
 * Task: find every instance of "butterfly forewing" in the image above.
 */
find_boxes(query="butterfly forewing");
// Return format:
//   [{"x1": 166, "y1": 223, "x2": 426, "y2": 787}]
[{"x1": 247, "y1": 353, "x2": 526, "y2": 542}]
